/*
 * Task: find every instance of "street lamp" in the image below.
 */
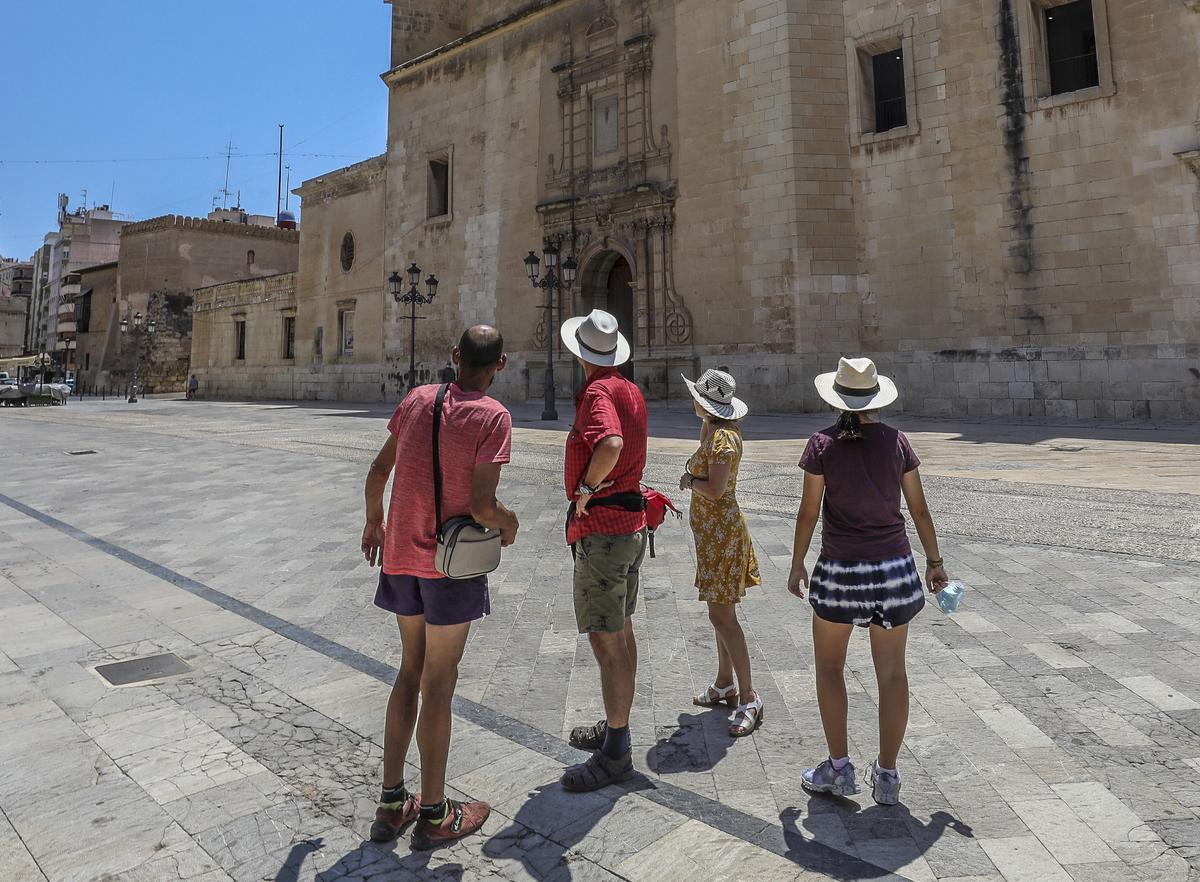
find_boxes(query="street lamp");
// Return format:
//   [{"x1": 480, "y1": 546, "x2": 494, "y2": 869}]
[
  {"x1": 390, "y1": 264, "x2": 439, "y2": 393},
  {"x1": 120, "y1": 311, "x2": 156, "y2": 403},
  {"x1": 524, "y1": 241, "x2": 577, "y2": 421}
]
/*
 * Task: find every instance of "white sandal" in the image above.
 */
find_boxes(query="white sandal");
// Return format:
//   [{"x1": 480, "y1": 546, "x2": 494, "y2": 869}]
[
  {"x1": 693, "y1": 682, "x2": 738, "y2": 708},
  {"x1": 729, "y1": 694, "x2": 764, "y2": 737}
]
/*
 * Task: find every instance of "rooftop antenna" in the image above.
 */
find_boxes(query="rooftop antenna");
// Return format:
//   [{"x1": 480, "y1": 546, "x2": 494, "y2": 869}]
[
  {"x1": 275, "y1": 124, "x2": 285, "y2": 220},
  {"x1": 80, "y1": 188, "x2": 88, "y2": 212},
  {"x1": 284, "y1": 164, "x2": 292, "y2": 210},
  {"x1": 220, "y1": 141, "x2": 235, "y2": 209}
]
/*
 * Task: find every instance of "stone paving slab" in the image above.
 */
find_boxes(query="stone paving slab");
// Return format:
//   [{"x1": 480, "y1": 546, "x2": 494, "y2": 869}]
[{"x1": 1, "y1": 398, "x2": 1198, "y2": 881}]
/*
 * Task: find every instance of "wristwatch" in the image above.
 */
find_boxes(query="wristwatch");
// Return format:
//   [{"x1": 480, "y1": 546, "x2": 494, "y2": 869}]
[{"x1": 577, "y1": 482, "x2": 599, "y2": 497}]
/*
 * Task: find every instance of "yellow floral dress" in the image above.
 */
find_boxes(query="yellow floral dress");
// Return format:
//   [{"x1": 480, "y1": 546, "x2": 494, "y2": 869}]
[{"x1": 687, "y1": 425, "x2": 761, "y2": 603}]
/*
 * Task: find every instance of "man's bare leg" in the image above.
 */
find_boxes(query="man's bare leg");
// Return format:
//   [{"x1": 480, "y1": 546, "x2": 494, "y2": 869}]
[
  {"x1": 382, "y1": 614, "x2": 426, "y2": 788},
  {"x1": 414, "y1": 620, "x2": 472, "y2": 805}
]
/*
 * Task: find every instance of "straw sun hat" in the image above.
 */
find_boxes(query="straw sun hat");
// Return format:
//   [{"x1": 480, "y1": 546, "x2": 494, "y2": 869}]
[
  {"x1": 560, "y1": 309, "x2": 631, "y2": 367},
  {"x1": 682, "y1": 369, "x2": 749, "y2": 421},
  {"x1": 814, "y1": 357, "x2": 898, "y2": 412}
]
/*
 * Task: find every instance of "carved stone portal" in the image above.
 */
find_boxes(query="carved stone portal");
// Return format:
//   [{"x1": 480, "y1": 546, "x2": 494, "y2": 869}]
[{"x1": 537, "y1": 5, "x2": 692, "y2": 360}]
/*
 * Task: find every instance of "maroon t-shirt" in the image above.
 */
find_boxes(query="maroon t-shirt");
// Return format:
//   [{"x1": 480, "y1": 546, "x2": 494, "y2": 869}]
[{"x1": 799, "y1": 423, "x2": 921, "y2": 562}]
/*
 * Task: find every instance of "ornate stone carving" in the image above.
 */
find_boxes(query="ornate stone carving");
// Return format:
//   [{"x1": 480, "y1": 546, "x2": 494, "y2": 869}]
[
  {"x1": 538, "y1": 3, "x2": 692, "y2": 356},
  {"x1": 1178, "y1": 149, "x2": 1200, "y2": 182}
]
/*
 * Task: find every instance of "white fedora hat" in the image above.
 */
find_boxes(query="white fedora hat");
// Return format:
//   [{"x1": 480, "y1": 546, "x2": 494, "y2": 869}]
[
  {"x1": 814, "y1": 356, "x2": 899, "y2": 412},
  {"x1": 682, "y1": 369, "x2": 749, "y2": 420},
  {"x1": 560, "y1": 308, "x2": 631, "y2": 367}
]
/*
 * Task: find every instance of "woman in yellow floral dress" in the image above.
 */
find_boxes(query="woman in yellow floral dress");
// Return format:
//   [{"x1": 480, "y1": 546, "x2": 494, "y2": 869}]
[{"x1": 679, "y1": 369, "x2": 763, "y2": 737}]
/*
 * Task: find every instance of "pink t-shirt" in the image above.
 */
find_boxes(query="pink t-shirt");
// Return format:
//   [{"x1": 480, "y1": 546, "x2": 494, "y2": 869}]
[{"x1": 383, "y1": 383, "x2": 512, "y2": 578}]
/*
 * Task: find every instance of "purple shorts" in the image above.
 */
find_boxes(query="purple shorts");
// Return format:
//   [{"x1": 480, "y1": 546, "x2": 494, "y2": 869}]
[{"x1": 375, "y1": 572, "x2": 490, "y2": 626}]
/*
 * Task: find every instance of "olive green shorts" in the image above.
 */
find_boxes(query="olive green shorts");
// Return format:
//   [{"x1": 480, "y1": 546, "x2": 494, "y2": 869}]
[{"x1": 573, "y1": 529, "x2": 648, "y2": 634}]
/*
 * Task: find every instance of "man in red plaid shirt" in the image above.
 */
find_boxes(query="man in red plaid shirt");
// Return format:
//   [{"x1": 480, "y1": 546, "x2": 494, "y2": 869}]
[{"x1": 557, "y1": 309, "x2": 648, "y2": 792}]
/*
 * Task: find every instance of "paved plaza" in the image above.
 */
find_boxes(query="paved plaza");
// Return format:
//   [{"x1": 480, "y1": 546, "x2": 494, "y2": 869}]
[{"x1": 1, "y1": 397, "x2": 1199, "y2": 882}]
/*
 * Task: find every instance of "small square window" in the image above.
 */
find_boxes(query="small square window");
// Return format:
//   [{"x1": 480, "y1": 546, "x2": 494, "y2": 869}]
[
  {"x1": 338, "y1": 309, "x2": 354, "y2": 357},
  {"x1": 1044, "y1": 0, "x2": 1099, "y2": 95},
  {"x1": 427, "y1": 154, "x2": 450, "y2": 219},
  {"x1": 282, "y1": 316, "x2": 295, "y2": 360},
  {"x1": 234, "y1": 320, "x2": 246, "y2": 361},
  {"x1": 871, "y1": 50, "x2": 907, "y2": 132}
]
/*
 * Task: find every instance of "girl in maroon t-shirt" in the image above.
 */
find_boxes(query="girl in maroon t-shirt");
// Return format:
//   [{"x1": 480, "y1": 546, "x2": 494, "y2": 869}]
[{"x1": 787, "y1": 357, "x2": 950, "y2": 807}]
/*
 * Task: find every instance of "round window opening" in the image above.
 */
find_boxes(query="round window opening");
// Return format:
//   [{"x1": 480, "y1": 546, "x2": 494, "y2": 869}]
[{"x1": 340, "y1": 232, "x2": 355, "y2": 272}]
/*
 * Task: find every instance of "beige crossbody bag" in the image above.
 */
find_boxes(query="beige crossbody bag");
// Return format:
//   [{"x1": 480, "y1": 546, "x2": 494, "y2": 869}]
[{"x1": 431, "y1": 383, "x2": 503, "y2": 579}]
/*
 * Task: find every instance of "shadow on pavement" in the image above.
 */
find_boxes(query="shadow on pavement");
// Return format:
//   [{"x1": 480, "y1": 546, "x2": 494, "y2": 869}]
[
  {"x1": 482, "y1": 781, "x2": 623, "y2": 879},
  {"x1": 313, "y1": 837, "x2": 464, "y2": 881},
  {"x1": 777, "y1": 803, "x2": 974, "y2": 881},
  {"x1": 646, "y1": 709, "x2": 735, "y2": 774}
]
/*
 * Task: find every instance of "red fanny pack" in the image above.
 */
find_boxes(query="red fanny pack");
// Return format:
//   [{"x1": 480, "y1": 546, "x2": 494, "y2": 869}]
[
  {"x1": 641, "y1": 484, "x2": 681, "y2": 557},
  {"x1": 566, "y1": 485, "x2": 680, "y2": 558}
]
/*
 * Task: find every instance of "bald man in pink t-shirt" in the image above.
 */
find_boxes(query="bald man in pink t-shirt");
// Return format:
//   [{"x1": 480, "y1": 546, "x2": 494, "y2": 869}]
[{"x1": 360, "y1": 325, "x2": 519, "y2": 850}]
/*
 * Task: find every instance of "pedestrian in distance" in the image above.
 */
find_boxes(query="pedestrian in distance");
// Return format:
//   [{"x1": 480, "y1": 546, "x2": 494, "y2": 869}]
[
  {"x1": 360, "y1": 325, "x2": 520, "y2": 849},
  {"x1": 788, "y1": 357, "x2": 950, "y2": 806},
  {"x1": 186, "y1": 374, "x2": 198, "y2": 400},
  {"x1": 679, "y1": 369, "x2": 764, "y2": 737},
  {"x1": 560, "y1": 308, "x2": 649, "y2": 792}
]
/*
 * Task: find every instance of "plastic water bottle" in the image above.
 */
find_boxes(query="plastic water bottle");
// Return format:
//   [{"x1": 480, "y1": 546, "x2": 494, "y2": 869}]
[{"x1": 935, "y1": 581, "x2": 965, "y2": 614}]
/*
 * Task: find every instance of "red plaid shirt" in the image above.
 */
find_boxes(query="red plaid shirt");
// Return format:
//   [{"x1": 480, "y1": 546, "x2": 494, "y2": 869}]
[{"x1": 564, "y1": 367, "x2": 648, "y2": 544}]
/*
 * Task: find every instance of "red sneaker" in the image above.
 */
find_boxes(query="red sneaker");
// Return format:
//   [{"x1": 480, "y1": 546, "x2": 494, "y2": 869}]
[
  {"x1": 369, "y1": 791, "x2": 420, "y2": 842},
  {"x1": 410, "y1": 799, "x2": 491, "y2": 850}
]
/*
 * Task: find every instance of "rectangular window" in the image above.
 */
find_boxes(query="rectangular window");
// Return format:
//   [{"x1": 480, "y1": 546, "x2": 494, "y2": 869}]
[
  {"x1": 338, "y1": 309, "x2": 354, "y2": 356},
  {"x1": 282, "y1": 316, "x2": 295, "y2": 359},
  {"x1": 872, "y1": 50, "x2": 907, "y2": 132},
  {"x1": 235, "y1": 320, "x2": 246, "y2": 361},
  {"x1": 427, "y1": 154, "x2": 450, "y2": 219},
  {"x1": 1045, "y1": 0, "x2": 1099, "y2": 95}
]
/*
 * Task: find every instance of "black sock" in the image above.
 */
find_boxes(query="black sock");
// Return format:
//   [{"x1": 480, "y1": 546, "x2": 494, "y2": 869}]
[
  {"x1": 419, "y1": 799, "x2": 450, "y2": 823},
  {"x1": 379, "y1": 782, "x2": 408, "y2": 807},
  {"x1": 600, "y1": 723, "x2": 630, "y2": 759}
]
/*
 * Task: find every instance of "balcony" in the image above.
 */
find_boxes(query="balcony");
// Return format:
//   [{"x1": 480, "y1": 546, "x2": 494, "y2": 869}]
[
  {"x1": 60, "y1": 282, "x2": 81, "y2": 299},
  {"x1": 57, "y1": 321, "x2": 77, "y2": 336},
  {"x1": 57, "y1": 305, "x2": 76, "y2": 321}
]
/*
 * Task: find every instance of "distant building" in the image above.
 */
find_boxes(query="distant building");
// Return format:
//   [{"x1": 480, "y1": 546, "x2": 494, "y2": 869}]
[
  {"x1": 74, "y1": 212, "x2": 299, "y2": 393},
  {"x1": 33, "y1": 201, "x2": 131, "y2": 372},
  {"x1": 0, "y1": 259, "x2": 34, "y2": 357},
  {"x1": 191, "y1": 156, "x2": 385, "y2": 399}
]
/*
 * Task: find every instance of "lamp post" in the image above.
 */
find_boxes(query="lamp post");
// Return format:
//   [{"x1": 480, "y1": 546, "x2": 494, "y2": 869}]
[
  {"x1": 119, "y1": 311, "x2": 156, "y2": 403},
  {"x1": 389, "y1": 263, "x2": 439, "y2": 393},
  {"x1": 524, "y1": 242, "x2": 577, "y2": 421}
]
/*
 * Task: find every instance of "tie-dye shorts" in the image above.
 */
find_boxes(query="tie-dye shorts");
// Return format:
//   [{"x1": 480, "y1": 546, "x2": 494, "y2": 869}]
[{"x1": 809, "y1": 553, "x2": 925, "y2": 629}]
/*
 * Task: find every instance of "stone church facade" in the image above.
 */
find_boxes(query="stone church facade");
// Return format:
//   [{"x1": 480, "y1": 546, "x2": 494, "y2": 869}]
[{"x1": 198, "y1": 0, "x2": 1200, "y2": 418}]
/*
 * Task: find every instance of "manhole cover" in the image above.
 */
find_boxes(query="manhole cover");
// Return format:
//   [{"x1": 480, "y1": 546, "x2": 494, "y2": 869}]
[
  {"x1": 93, "y1": 653, "x2": 192, "y2": 687},
  {"x1": 66, "y1": 450, "x2": 97, "y2": 456}
]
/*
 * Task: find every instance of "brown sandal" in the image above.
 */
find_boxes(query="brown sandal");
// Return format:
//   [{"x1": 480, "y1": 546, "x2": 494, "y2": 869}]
[{"x1": 693, "y1": 683, "x2": 738, "y2": 708}]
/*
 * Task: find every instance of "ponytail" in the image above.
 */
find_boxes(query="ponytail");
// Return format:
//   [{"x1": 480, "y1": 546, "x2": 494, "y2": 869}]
[{"x1": 836, "y1": 410, "x2": 864, "y2": 440}]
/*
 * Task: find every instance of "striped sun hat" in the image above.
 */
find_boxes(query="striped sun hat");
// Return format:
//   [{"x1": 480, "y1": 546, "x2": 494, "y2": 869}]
[{"x1": 682, "y1": 369, "x2": 749, "y2": 420}]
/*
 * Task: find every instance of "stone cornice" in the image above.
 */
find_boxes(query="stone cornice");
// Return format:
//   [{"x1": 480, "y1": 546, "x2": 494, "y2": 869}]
[
  {"x1": 382, "y1": 0, "x2": 584, "y2": 85},
  {"x1": 294, "y1": 155, "x2": 386, "y2": 203},
  {"x1": 121, "y1": 215, "x2": 300, "y2": 243},
  {"x1": 193, "y1": 272, "x2": 297, "y2": 313}
]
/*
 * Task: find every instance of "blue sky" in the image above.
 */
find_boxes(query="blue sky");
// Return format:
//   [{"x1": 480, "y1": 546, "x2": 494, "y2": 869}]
[{"x1": 0, "y1": 1, "x2": 391, "y2": 260}]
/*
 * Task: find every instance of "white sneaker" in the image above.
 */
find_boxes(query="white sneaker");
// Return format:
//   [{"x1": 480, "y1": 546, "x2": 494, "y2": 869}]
[
  {"x1": 801, "y1": 758, "x2": 859, "y2": 796},
  {"x1": 868, "y1": 761, "x2": 901, "y2": 805}
]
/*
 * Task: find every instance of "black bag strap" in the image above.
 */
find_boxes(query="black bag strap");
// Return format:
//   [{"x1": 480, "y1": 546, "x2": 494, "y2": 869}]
[{"x1": 432, "y1": 383, "x2": 450, "y2": 542}]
